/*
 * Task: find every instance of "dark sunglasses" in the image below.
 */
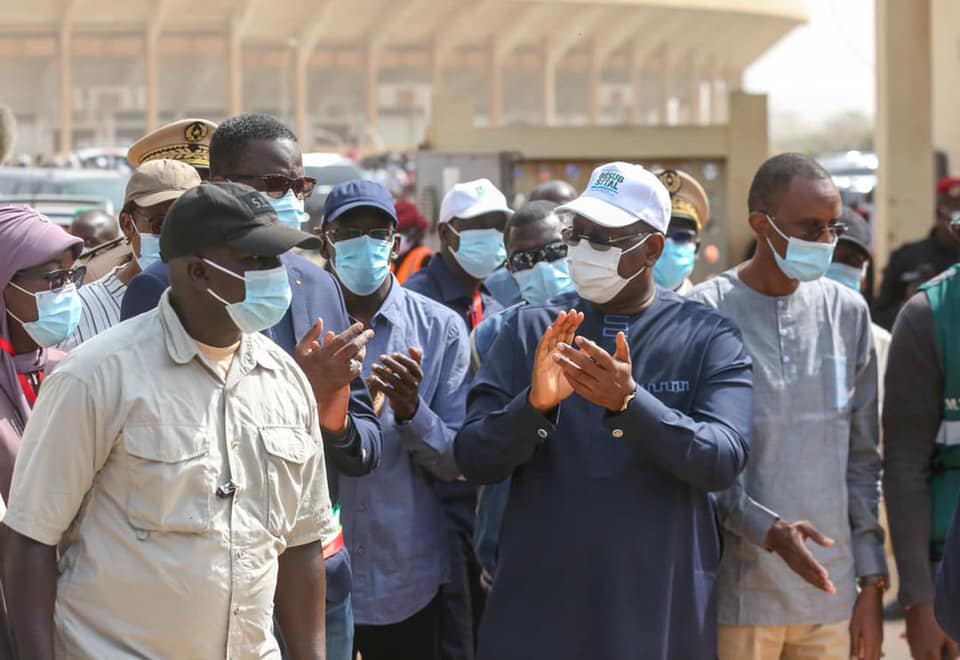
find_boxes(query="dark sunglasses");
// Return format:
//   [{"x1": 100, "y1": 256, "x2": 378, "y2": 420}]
[
  {"x1": 224, "y1": 174, "x2": 317, "y2": 199},
  {"x1": 14, "y1": 265, "x2": 87, "y2": 291},
  {"x1": 666, "y1": 230, "x2": 699, "y2": 245},
  {"x1": 509, "y1": 241, "x2": 568, "y2": 272}
]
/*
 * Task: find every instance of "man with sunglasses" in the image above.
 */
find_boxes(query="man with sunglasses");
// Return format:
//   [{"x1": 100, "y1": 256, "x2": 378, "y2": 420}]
[
  {"x1": 691, "y1": 153, "x2": 886, "y2": 660},
  {"x1": 4, "y1": 182, "x2": 337, "y2": 659},
  {"x1": 120, "y1": 113, "x2": 381, "y2": 660},
  {"x1": 59, "y1": 159, "x2": 200, "y2": 350},
  {"x1": 318, "y1": 180, "x2": 470, "y2": 660},
  {"x1": 454, "y1": 162, "x2": 753, "y2": 660},
  {"x1": 405, "y1": 177, "x2": 512, "y2": 660},
  {"x1": 653, "y1": 169, "x2": 708, "y2": 295},
  {"x1": 469, "y1": 200, "x2": 575, "y2": 588}
]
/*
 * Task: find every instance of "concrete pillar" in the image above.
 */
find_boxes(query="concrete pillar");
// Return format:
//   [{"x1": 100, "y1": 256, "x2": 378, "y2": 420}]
[
  {"x1": 629, "y1": 56, "x2": 644, "y2": 124},
  {"x1": 366, "y1": 45, "x2": 381, "y2": 137},
  {"x1": 489, "y1": 54, "x2": 503, "y2": 127},
  {"x1": 662, "y1": 65, "x2": 674, "y2": 125},
  {"x1": 932, "y1": 0, "x2": 960, "y2": 174},
  {"x1": 432, "y1": 41, "x2": 444, "y2": 96},
  {"x1": 228, "y1": 31, "x2": 243, "y2": 115},
  {"x1": 543, "y1": 53, "x2": 557, "y2": 126},
  {"x1": 690, "y1": 77, "x2": 703, "y2": 126},
  {"x1": 58, "y1": 27, "x2": 73, "y2": 156},
  {"x1": 295, "y1": 52, "x2": 310, "y2": 147},
  {"x1": 875, "y1": 0, "x2": 933, "y2": 269},
  {"x1": 588, "y1": 42, "x2": 603, "y2": 124},
  {"x1": 145, "y1": 32, "x2": 159, "y2": 132},
  {"x1": 726, "y1": 92, "x2": 769, "y2": 264}
]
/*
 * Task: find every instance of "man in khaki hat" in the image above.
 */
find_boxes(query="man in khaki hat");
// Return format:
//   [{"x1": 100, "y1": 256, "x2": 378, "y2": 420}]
[
  {"x1": 58, "y1": 159, "x2": 200, "y2": 349},
  {"x1": 127, "y1": 118, "x2": 217, "y2": 180},
  {"x1": 653, "y1": 169, "x2": 710, "y2": 295}
]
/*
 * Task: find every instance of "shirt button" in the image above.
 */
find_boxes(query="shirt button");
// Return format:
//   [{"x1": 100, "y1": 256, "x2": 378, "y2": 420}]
[
  {"x1": 777, "y1": 299, "x2": 785, "y2": 309},
  {"x1": 782, "y1": 355, "x2": 791, "y2": 364},
  {"x1": 359, "y1": 504, "x2": 366, "y2": 512},
  {"x1": 237, "y1": 550, "x2": 244, "y2": 559},
  {"x1": 233, "y1": 607, "x2": 240, "y2": 616},
  {"x1": 611, "y1": 429, "x2": 624, "y2": 439},
  {"x1": 536, "y1": 428, "x2": 548, "y2": 439},
  {"x1": 231, "y1": 441, "x2": 239, "y2": 450},
  {"x1": 779, "y1": 328, "x2": 788, "y2": 337}
]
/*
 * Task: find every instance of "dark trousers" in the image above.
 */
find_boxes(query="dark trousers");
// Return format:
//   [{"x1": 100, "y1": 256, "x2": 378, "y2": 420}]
[
  {"x1": 354, "y1": 592, "x2": 441, "y2": 660},
  {"x1": 438, "y1": 529, "x2": 486, "y2": 660}
]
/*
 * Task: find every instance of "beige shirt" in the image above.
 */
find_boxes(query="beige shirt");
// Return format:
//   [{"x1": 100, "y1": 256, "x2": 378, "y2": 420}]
[{"x1": 4, "y1": 290, "x2": 335, "y2": 659}]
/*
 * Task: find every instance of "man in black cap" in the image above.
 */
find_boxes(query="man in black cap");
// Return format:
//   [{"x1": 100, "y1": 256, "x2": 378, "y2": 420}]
[{"x1": 4, "y1": 182, "x2": 336, "y2": 658}]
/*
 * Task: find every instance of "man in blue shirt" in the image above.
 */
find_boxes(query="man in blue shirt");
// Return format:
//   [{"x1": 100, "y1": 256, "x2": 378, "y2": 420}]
[
  {"x1": 318, "y1": 180, "x2": 470, "y2": 660},
  {"x1": 118, "y1": 113, "x2": 380, "y2": 660},
  {"x1": 405, "y1": 178, "x2": 512, "y2": 660},
  {"x1": 455, "y1": 162, "x2": 753, "y2": 660},
  {"x1": 470, "y1": 200, "x2": 575, "y2": 585}
]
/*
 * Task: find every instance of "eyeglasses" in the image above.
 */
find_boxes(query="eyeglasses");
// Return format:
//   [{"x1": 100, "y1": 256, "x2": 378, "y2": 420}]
[
  {"x1": 127, "y1": 208, "x2": 167, "y2": 234},
  {"x1": 509, "y1": 241, "x2": 568, "y2": 271},
  {"x1": 561, "y1": 226, "x2": 651, "y2": 252},
  {"x1": 325, "y1": 227, "x2": 395, "y2": 243},
  {"x1": 666, "y1": 230, "x2": 699, "y2": 246},
  {"x1": 13, "y1": 265, "x2": 87, "y2": 290},
  {"x1": 764, "y1": 213, "x2": 847, "y2": 243},
  {"x1": 224, "y1": 174, "x2": 317, "y2": 199}
]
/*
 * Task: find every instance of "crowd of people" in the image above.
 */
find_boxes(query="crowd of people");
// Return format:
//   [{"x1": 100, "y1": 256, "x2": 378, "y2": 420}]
[{"x1": 1, "y1": 110, "x2": 960, "y2": 660}]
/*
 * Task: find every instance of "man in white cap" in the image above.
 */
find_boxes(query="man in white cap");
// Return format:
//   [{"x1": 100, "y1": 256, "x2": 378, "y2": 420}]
[
  {"x1": 454, "y1": 162, "x2": 753, "y2": 660},
  {"x1": 405, "y1": 177, "x2": 513, "y2": 660}
]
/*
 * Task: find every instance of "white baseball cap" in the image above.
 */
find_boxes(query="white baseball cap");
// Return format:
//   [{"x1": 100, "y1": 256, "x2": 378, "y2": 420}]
[
  {"x1": 558, "y1": 162, "x2": 671, "y2": 232},
  {"x1": 439, "y1": 178, "x2": 514, "y2": 225}
]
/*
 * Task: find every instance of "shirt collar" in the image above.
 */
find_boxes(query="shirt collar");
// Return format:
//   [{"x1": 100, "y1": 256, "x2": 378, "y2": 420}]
[
  {"x1": 428, "y1": 254, "x2": 479, "y2": 304},
  {"x1": 159, "y1": 290, "x2": 282, "y2": 372},
  {"x1": 372, "y1": 276, "x2": 406, "y2": 327}
]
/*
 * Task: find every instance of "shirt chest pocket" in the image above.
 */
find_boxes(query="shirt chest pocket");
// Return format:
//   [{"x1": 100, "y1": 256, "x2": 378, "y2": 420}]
[
  {"x1": 122, "y1": 425, "x2": 214, "y2": 534},
  {"x1": 260, "y1": 426, "x2": 317, "y2": 537}
]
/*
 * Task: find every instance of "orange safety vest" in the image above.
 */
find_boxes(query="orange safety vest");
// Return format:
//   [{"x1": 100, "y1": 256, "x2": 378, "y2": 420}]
[{"x1": 394, "y1": 245, "x2": 433, "y2": 285}]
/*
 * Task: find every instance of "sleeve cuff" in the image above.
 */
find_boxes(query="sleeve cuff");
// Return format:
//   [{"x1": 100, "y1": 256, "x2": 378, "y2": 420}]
[
  {"x1": 853, "y1": 539, "x2": 889, "y2": 579},
  {"x1": 2, "y1": 511, "x2": 62, "y2": 547},
  {"x1": 742, "y1": 502, "x2": 780, "y2": 548},
  {"x1": 397, "y1": 396, "x2": 437, "y2": 445}
]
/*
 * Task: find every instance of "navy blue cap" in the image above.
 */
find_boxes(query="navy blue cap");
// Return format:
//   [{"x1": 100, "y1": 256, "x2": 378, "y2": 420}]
[{"x1": 323, "y1": 180, "x2": 398, "y2": 225}]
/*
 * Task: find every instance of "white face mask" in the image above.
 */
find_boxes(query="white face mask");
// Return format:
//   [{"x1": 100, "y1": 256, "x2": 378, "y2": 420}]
[{"x1": 567, "y1": 234, "x2": 652, "y2": 304}]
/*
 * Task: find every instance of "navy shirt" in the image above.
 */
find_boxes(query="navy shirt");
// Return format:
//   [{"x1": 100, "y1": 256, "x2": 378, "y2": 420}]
[
  {"x1": 341, "y1": 279, "x2": 471, "y2": 625},
  {"x1": 119, "y1": 252, "x2": 382, "y2": 605},
  {"x1": 405, "y1": 255, "x2": 504, "y2": 535},
  {"x1": 454, "y1": 291, "x2": 753, "y2": 660}
]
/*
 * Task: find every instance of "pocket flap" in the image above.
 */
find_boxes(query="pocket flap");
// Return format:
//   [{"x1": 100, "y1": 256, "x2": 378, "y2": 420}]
[
  {"x1": 260, "y1": 427, "x2": 316, "y2": 465},
  {"x1": 123, "y1": 425, "x2": 208, "y2": 463}
]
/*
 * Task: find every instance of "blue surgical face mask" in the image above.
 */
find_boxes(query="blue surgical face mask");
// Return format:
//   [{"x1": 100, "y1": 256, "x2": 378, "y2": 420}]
[
  {"x1": 447, "y1": 226, "x2": 506, "y2": 279},
  {"x1": 267, "y1": 190, "x2": 308, "y2": 229},
  {"x1": 766, "y1": 216, "x2": 836, "y2": 282},
  {"x1": 332, "y1": 234, "x2": 394, "y2": 296},
  {"x1": 826, "y1": 262, "x2": 867, "y2": 293},
  {"x1": 7, "y1": 282, "x2": 83, "y2": 347},
  {"x1": 512, "y1": 259, "x2": 574, "y2": 305},
  {"x1": 204, "y1": 259, "x2": 292, "y2": 334},
  {"x1": 131, "y1": 223, "x2": 160, "y2": 271},
  {"x1": 654, "y1": 238, "x2": 697, "y2": 291}
]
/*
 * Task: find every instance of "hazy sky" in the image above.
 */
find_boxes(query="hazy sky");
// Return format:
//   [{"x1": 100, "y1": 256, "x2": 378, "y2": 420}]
[{"x1": 744, "y1": 0, "x2": 875, "y2": 126}]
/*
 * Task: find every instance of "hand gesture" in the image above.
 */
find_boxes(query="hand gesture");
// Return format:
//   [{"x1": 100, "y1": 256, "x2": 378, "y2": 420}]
[
  {"x1": 528, "y1": 310, "x2": 583, "y2": 414},
  {"x1": 295, "y1": 318, "x2": 374, "y2": 433},
  {"x1": 554, "y1": 331, "x2": 637, "y2": 412},
  {"x1": 367, "y1": 347, "x2": 424, "y2": 423},
  {"x1": 764, "y1": 520, "x2": 837, "y2": 594},
  {"x1": 850, "y1": 583, "x2": 884, "y2": 660},
  {"x1": 904, "y1": 602, "x2": 959, "y2": 660}
]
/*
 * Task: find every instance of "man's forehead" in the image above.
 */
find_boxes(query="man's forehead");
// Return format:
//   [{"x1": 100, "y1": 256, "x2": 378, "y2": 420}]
[
  {"x1": 236, "y1": 138, "x2": 302, "y2": 175},
  {"x1": 334, "y1": 207, "x2": 393, "y2": 227}
]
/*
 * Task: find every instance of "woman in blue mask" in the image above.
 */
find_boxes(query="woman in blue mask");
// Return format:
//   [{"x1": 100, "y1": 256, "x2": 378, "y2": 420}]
[{"x1": 0, "y1": 206, "x2": 84, "y2": 501}]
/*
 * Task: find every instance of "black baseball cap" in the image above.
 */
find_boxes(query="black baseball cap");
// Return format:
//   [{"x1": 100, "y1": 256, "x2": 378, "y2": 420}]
[
  {"x1": 837, "y1": 207, "x2": 871, "y2": 257},
  {"x1": 160, "y1": 181, "x2": 320, "y2": 261}
]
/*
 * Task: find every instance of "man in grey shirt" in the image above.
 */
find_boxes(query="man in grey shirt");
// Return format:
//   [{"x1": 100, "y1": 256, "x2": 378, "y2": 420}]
[
  {"x1": 691, "y1": 153, "x2": 886, "y2": 660},
  {"x1": 885, "y1": 272, "x2": 960, "y2": 659}
]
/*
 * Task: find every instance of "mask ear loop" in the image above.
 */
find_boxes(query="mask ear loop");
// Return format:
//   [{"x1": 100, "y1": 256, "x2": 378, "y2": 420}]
[
  {"x1": 6, "y1": 280, "x2": 41, "y2": 328},
  {"x1": 201, "y1": 258, "x2": 245, "y2": 305}
]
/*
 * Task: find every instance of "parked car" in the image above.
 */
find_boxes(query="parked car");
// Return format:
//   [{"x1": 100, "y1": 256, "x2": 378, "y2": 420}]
[
  {"x1": 0, "y1": 194, "x2": 114, "y2": 227},
  {"x1": 0, "y1": 167, "x2": 126, "y2": 213}
]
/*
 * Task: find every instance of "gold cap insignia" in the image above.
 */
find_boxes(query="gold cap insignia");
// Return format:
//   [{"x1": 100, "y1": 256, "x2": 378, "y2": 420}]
[
  {"x1": 184, "y1": 121, "x2": 210, "y2": 143},
  {"x1": 657, "y1": 169, "x2": 682, "y2": 194}
]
